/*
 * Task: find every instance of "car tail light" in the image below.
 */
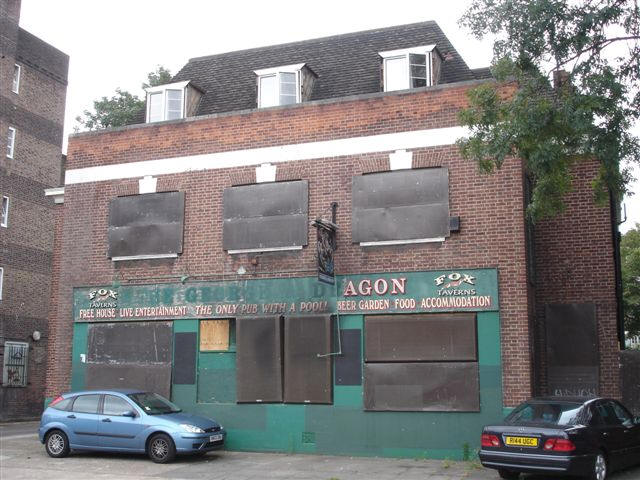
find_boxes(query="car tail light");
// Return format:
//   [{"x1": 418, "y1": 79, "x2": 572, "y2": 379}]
[
  {"x1": 49, "y1": 395, "x2": 64, "y2": 407},
  {"x1": 543, "y1": 438, "x2": 576, "y2": 452},
  {"x1": 481, "y1": 434, "x2": 500, "y2": 447}
]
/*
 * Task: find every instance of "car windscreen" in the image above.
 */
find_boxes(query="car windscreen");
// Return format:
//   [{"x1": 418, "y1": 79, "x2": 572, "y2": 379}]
[
  {"x1": 127, "y1": 392, "x2": 182, "y2": 415},
  {"x1": 505, "y1": 402, "x2": 587, "y2": 426}
]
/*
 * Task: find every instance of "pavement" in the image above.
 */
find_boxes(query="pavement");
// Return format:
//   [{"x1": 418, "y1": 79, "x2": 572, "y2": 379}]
[{"x1": 2, "y1": 422, "x2": 640, "y2": 480}]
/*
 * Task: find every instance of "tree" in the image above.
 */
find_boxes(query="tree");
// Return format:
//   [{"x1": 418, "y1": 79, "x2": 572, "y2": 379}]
[
  {"x1": 622, "y1": 224, "x2": 640, "y2": 338},
  {"x1": 458, "y1": 0, "x2": 639, "y2": 220},
  {"x1": 75, "y1": 66, "x2": 172, "y2": 131}
]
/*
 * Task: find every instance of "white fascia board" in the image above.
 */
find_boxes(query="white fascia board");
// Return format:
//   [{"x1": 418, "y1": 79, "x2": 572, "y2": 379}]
[
  {"x1": 65, "y1": 126, "x2": 470, "y2": 185},
  {"x1": 254, "y1": 63, "x2": 306, "y2": 76},
  {"x1": 227, "y1": 246, "x2": 303, "y2": 254},
  {"x1": 378, "y1": 45, "x2": 436, "y2": 58},
  {"x1": 145, "y1": 81, "x2": 190, "y2": 94},
  {"x1": 111, "y1": 253, "x2": 178, "y2": 262},
  {"x1": 360, "y1": 237, "x2": 445, "y2": 247}
]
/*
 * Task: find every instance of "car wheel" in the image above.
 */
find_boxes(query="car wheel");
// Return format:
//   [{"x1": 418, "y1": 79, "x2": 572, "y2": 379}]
[
  {"x1": 148, "y1": 433, "x2": 176, "y2": 464},
  {"x1": 45, "y1": 429, "x2": 70, "y2": 458},
  {"x1": 590, "y1": 452, "x2": 607, "y2": 480},
  {"x1": 498, "y1": 469, "x2": 520, "y2": 479}
]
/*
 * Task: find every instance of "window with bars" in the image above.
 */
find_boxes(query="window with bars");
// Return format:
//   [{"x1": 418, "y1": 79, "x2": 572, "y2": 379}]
[{"x1": 3, "y1": 341, "x2": 28, "y2": 387}]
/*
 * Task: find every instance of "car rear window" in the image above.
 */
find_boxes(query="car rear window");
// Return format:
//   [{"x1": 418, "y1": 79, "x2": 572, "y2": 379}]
[
  {"x1": 50, "y1": 397, "x2": 72, "y2": 411},
  {"x1": 506, "y1": 402, "x2": 587, "y2": 426}
]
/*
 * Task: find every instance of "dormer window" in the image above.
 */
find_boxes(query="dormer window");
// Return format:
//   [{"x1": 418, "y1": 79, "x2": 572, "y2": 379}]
[
  {"x1": 145, "y1": 81, "x2": 203, "y2": 123},
  {"x1": 379, "y1": 45, "x2": 442, "y2": 92},
  {"x1": 254, "y1": 64, "x2": 307, "y2": 108}
]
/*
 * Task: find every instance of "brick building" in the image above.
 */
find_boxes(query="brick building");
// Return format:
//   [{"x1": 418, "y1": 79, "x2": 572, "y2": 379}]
[
  {"x1": 45, "y1": 22, "x2": 621, "y2": 457},
  {"x1": 0, "y1": 0, "x2": 68, "y2": 420}
]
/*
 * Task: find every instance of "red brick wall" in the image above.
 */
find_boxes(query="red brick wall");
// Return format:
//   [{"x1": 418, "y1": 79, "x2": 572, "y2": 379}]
[
  {"x1": 534, "y1": 161, "x2": 619, "y2": 398},
  {"x1": 50, "y1": 84, "x2": 533, "y2": 406}
]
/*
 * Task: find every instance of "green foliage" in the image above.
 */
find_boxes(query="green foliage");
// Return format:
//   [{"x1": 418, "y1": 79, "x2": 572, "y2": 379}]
[
  {"x1": 75, "y1": 66, "x2": 172, "y2": 131},
  {"x1": 622, "y1": 224, "x2": 640, "y2": 336},
  {"x1": 458, "y1": 0, "x2": 639, "y2": 220},
  {"x1": 142, "y1": 65, "x2": 173, "y2": 89}
]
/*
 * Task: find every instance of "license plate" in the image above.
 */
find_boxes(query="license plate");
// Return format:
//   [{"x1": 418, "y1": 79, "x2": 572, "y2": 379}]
[
  {"x1": 210, "y1": 434, "x2": 223, "y2": 442},
  {"x1": 505, "y1": 436, "x2": 538, "y2": 447}
]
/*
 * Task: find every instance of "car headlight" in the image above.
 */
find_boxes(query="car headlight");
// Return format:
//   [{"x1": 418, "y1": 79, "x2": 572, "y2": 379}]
[{"x1": 180, "y1": 424, "x2": 204, "y2": 433}]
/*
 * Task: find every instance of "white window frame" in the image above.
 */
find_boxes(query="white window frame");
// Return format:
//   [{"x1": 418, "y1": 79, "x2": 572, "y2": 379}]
[
  {"x1": 254, "y1": 63, "x2": 304, "y2": 108},
  {"x1": 0, "y1": 267, "x2": 3, "y2": 301},
  {"x1": 145, "y1": 81, "x2": 189, "y2": 123},
  {"x1": 2, "y1": 340, "x2": 29, "y2": 387},
  {"x1": 379, "y1": 45, "x2": 436, "y2": 92},
  {"x1": 12, "y1": 64, "x2": 21, "y2": 94},
  {"x1": 7, "y1": 127, "x2": 16, "y2": 158},
  {"x1": 1, "y1": 196, "x2": 9, "y2": 228}
]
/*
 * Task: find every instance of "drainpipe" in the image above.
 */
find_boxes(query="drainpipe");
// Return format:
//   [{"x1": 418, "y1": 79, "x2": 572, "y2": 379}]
[{"x1": 610, "y1": 190, "x2": 625, "y2": 350}]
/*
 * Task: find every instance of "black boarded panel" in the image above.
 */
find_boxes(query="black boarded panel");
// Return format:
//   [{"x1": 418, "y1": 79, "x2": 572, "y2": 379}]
[
  {"x1": 364, "y1": 362, "x2": 480, "y2": 411},
  {"x1": 335, "y1": 329, "x2": 362, "y2": 386},
  {"x1": 352, "y1": 168, "x2": 449, "y2": 242},
  {"x1": 236, "y1": 316, "x2": 283, "y2": 403},
  {"x1": 284, "y1": 316, "x2": 332, "y2": 404},
  {"x1": 85, "y1": 322, "x2": 172, "y2": 397},
  {"x1": 107, "y1": 191, "x2": 185, "y2": 258},
  {"x1": 87, "y1": 322, "x2": 172, "y2": 363},
  {"x1": 173, "y1": 332, "x2": 197, "y2": 385},
  {"x1": 86, "y1": 364, "x2": 172, "y2": 398},
  {"x1": 223, "y1": 215, "x2": 308, "y2": 250},
  {"x1": 223, "y1": 181, "x2": 308, "y2": 250},
  {"x1": 365, "y1": 314, "x2": 476, "y2": 362},
  {"x1": 546, "y1": 303, "x2": 599, "y2": 396}
]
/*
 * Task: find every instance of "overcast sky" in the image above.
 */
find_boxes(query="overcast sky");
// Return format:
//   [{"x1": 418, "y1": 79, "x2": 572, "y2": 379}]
[{"x1": 19, "y1": 0, "x2": 639, "y2": 231}]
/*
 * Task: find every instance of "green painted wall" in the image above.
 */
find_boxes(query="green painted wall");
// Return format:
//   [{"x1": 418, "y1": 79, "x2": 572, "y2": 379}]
[{"x1": 69, "y1": 271, "x2": 505, "y2": 459}]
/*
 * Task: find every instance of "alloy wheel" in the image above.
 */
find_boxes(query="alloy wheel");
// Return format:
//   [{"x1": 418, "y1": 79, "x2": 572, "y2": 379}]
[
  {"x1": 594, "y1": 453, "x2": 607, "y2": 480},
  {"x1": 47, "y1": 433, "x2": 65, "y2": 455},
  {"x1": 151, "y1": 438, "x2": 169, "y2": 459}
]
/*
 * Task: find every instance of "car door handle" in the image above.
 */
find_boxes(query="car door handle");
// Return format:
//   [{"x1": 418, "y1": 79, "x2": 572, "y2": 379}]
[
  {"x1": 101, "y1": 418, "x2": 111, "y2": 422},
  {"x1": 602, "y1": 432, "x2": 609, "y2": 437},
  {"x1": 67, "y1": 414, "x2": 76, "y2": 419}
]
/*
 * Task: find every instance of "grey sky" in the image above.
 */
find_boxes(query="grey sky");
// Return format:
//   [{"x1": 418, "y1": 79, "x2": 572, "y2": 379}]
[{"x1": 19, "y1": 0, "x2": 639, "y2": 231}]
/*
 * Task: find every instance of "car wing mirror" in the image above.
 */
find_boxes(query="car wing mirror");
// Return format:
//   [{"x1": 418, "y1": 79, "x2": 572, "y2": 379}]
[{"x1": 122, "y1": 410, "x2": 137, "y2": 418}]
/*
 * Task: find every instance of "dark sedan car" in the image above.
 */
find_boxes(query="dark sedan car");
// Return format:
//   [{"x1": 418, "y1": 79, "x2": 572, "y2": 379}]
[{"x1": 479, "y1": 397, "x2": 640, "y2": 480}]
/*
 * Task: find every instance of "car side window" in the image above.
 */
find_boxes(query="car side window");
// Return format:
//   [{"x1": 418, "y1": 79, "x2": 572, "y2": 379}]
[
  {"x1": 103, "y1": 395, "x2": 134, "y2": 416},
  {"x1": 71, "y1": 394, "x2": 101, "y2": 414},
  {"x1": 596, "y1": 401, "x2": 626, "y2": 426},
  {"x1": 611, "y1": 401, "x2": 634, "y2": 427}
]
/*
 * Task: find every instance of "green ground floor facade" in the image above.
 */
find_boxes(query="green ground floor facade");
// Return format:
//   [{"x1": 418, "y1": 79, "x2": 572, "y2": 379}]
[{"x1": 66, "y1": 269, "x2": 505, "y2": 459}]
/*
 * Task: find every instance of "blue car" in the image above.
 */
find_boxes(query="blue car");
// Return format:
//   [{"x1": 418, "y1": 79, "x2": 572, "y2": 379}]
[{"x1": 39, "y1": 389, "x2": 226, "y2": 463}]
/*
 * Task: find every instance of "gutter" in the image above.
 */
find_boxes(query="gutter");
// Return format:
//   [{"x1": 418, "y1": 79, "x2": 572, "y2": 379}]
[{"x1": 610, "y1": 190, "x2": 625, "y2": 349}]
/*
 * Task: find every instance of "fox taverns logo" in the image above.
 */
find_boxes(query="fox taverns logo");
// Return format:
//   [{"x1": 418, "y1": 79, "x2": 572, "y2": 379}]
[
  {"x1": 88, "y1": 289, "x2": 118, "y2": 308},
  {"x1": 435, "y1": 272, "x2": 476, "y2": 296}
]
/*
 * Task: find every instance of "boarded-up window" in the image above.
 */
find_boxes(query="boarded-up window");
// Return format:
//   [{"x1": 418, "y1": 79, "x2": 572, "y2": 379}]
[
  {"x1": 364, "y1": 313, "x2": 479, "y2": 412},
  {"x1": 352, "y1": 168, "x2": 449, "y2": 244},
  {"x1": 236, "y1": 316, "x2": 283, "y2": 403},
  {"x1": 223, "y1": 180, "x2": 308, "y2": 252},
  {"x1": 108, "y1": 191, "x2": 185, "y2": 260},
  {"x1": 200, "y1": 320, "x2": 233, "y2": 351},
  {"x1": 284, "y1": 316, "x2": 332, "y2": 404},
  {"x1": 546, "y1": 303, "x2": 598, "y2": 397}
]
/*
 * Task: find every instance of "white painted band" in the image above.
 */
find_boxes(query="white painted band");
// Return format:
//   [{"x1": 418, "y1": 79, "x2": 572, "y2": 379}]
[
  {"x1": 65, "y1": 126, "x2": 469, "y2": 185},
  {"x1": 111, "y1": 253, "x2": 178, "y2": 261},
  {"x1": 227, "y1": 245, "x2": 303, "y2": 254},
  {"x1": 360, "y1": 237, "x2": 445, "y2": 247}
]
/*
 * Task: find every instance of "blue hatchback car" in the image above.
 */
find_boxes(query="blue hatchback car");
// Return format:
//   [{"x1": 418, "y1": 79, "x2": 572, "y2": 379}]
[{"x1": 39, "y1": 389, "x2": 226, "y2": 463}]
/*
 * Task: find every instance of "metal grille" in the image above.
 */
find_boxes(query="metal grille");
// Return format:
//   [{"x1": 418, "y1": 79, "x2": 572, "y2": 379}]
[{"x1": 2, "y1": 341, "x2": 28, "y2": 387}]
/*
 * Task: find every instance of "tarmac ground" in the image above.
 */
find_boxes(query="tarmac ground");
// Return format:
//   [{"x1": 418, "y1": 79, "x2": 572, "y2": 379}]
[{"x1": 2, "y1": 421, "x2": 640, "y2": 480}]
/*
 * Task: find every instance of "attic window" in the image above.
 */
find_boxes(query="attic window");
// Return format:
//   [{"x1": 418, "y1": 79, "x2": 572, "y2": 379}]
[
  {"x1": 254, "y1": 64, "x2": 304, "y2": 108},
  {"x1": 145, "y1": 81, "x2": 190, "y2": 123},
  {"x1": 379, "y1": 45, "x2": 439, "y2": 92}
]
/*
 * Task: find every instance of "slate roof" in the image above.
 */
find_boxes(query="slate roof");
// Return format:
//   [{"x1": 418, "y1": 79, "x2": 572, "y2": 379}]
[{"x1": 171, "y1": 21, "x2": 486, "y2": 117}]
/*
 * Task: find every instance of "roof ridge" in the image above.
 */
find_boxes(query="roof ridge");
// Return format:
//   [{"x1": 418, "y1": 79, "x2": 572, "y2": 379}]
[{"x1": 187, "y1": 20, "x2": 439, "y2": 63}]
